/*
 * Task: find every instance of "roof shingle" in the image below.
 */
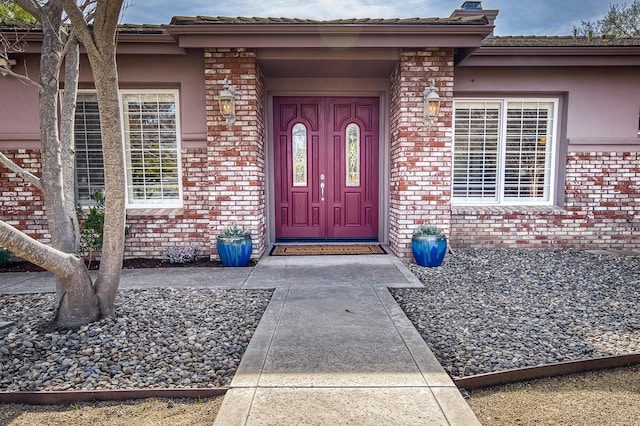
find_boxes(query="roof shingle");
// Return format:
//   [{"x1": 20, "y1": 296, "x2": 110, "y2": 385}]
[
  {"x1": 483, "y1": 35, "x2": 640, "y2": 47},
  {"x1": 168, "y1": 15, "x2": 489, "y2": 26}
]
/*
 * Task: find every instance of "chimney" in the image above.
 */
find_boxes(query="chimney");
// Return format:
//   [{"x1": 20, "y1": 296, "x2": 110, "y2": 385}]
[
  {"x1": 450, "y1": 1, "x2": 499, "y2": 36},
  {"x1": 461, "y1": 1, "x2": 483, "y2": 10}
]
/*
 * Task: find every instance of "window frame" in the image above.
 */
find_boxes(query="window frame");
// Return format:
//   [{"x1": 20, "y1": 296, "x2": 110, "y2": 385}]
[
  {"x1": 120, "y1": 89, "x2": 183, "y2": 209},
  {"x1": 452, "y1": 97, "x2": 559, "y2": 206},
  {"x1": 72, "y1": 89, "x2": 183, "y2": 209}
]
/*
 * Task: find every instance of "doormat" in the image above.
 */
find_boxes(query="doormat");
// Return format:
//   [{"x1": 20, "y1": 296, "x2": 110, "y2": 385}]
[{"x1": 270, "y1": 244, "x2": 386, "y2": 256}]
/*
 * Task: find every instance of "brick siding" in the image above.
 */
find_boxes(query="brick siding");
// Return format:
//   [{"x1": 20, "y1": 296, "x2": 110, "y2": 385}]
[
  {"x1": 388, "y1": 48, "x2": 454, "y2": 258},
  {"x1": 124, "y1": 148, "x2": 210, "y2": 258},
  {"x1": 204, "y1": 48, "x2": 267, "y2": 259},
  {"x1": 0, "y1": 149, "x2": 212, "y2": 259},
  {"x1": 0, "y1": 150, "x2": 48, "y2": 243},
  {"x1": 451, "y1": 152, "x2": 640, "y2": 249}
]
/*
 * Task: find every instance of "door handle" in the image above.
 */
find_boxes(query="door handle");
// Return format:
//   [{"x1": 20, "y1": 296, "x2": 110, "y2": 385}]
[{"x1": 320, "y1": 182, "x2": 325, "y2": 201}]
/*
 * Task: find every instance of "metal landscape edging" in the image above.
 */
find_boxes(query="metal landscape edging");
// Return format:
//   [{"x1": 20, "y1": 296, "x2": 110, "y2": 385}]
[
  {"x1": 0, "y1": 387, "x2": 227, "y2": 405},
  {"x1": 453, "y1": 352, "x2": 640, "y2": 390}
]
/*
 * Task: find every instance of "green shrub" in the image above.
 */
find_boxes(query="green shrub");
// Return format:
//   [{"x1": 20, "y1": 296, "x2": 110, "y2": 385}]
[{"x1": 77, "y1": 192, "x2": 131, "y2": 256}]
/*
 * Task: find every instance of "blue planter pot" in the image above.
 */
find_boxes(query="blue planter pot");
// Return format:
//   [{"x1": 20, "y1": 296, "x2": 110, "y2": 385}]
[
  {"x1": 412, "y1": 234, "x2": 447, "y2": 267},
  {"x1": 216, "y1": 234, "x2": 252, "y2": 267}
]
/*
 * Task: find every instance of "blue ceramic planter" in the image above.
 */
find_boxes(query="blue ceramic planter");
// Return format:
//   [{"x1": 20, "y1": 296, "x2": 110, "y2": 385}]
[
  {"x1": 216, "y1": 234, "x2": 252, "y2": 267},
  {"x1": 412, "y1": 234, "x2": 447, "y2": 267}
]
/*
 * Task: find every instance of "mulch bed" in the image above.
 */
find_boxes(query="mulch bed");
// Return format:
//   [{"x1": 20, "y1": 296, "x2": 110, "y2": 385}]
[{"x1": 0, "y1": 258, "x2": 257, "y2": 273}]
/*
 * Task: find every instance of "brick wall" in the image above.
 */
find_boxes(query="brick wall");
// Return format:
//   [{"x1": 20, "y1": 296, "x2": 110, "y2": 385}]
[
  {"x1": 1, "y1": 149, "x2": 211, "y2": 259},
  {"x1": 451, "y1": 152, "x2": 640, "y2": 249},
  {"x1": 124, "y1": 148, "x2": 210, "y2": 258},
  {"x1": 388, "y1": 48, "x2": 454, "y2": 258},
  {"x1": 204, "y1": 48, "x2": 267, "y2": 259},
  {"x1": 0, "y1": 150, "x2": 48, "y2": 243}
]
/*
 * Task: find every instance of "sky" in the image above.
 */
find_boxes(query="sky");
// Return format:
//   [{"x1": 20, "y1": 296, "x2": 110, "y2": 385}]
[{"x1": 121, "y1": 0, "x2": 613, "y2": 36}]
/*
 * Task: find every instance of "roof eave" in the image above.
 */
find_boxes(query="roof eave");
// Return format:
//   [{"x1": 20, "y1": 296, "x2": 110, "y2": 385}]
[
  {"x1": 167, "y1": 23, "x2": 494, "y2": 49},
  {"x1": 2, "y1": 28, "x2": 186, "y2": 55},
  {"x1": 460, "y1": 45, "x2": 640, "y2": 66}
]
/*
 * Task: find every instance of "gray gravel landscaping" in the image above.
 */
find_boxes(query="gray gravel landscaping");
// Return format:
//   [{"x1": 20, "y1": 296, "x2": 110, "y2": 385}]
[
  {"x1": 0, "y1": 288, "x2": 272, "y2": 392},
  {"x1": 392, "y1": 249, "x2": 640, "y2": 377}
]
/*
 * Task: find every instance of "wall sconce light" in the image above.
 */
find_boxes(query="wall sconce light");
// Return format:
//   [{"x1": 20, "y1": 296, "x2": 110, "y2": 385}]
[
  {"x1": 423, "y1": 78, "x2": 441, "y2": 127},
  {"x1": 218, "y1": 77, "x2": 236, "y2": 125}
]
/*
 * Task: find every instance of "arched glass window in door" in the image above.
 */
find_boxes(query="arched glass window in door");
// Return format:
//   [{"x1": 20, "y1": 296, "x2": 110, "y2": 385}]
[
  {"x1": 292, "y1": 123, "x2": 307, "y2": 187},
  {"x1": 346, "y1": 123, "x2": 360, "y2": 187}
]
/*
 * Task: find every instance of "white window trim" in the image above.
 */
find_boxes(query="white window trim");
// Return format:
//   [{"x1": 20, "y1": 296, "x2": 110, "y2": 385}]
[
  {"x1": 452, "y1": 97, "x2": 559, "y2": 207},
  {"x1": 119, "y1": 89, "x2": 183, "y2": 209}
]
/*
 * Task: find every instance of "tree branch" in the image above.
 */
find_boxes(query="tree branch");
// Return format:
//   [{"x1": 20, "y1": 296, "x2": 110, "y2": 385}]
[
  {"x1": 0, "y1": 220, "x2": 76, "y2": 277},
  {"x1": 57, "y1": 0, "x2": 98, "y2": 58},
  {"x1": 0, "y1": 150, "x2": 43, "y2": 190},
  {"x1": 0, "y1": 64, "x2": 41, "y2": 89},
  {"x1": 92, "y1": 0, "x2": 124, "y2": 51}
]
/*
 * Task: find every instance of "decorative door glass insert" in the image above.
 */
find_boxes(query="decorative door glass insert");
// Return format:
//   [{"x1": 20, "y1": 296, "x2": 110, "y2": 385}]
[
  {"x1": 292, "y1": 123, "x2": 307, "y2": 187},
  {"x1": 346, "y1": 123, "x2": 360, "y2": 187}
]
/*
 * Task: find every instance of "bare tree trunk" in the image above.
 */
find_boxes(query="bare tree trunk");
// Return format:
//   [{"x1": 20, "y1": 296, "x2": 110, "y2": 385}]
[
  {"x1": 0, "y1": 221, "x2": 99, "y2": 328},
  {"x1": 1, "y1": 0, "x2": 127, "y2": 326},
  {"x1": 35, "y1": 2, "x2": 95, "y2": 317},
  {"x1": 38, "y1": 2, "x2": 74, "y2": 253},
  {"x1": 60, "y1": 36, "x2": 81, "y2": 251},
  {"x1": 61, "y1": 0, "x2": 127, "y2": 317},
  {"x1": 92, "y1": 58, "x2": 126, "y2": 317}
]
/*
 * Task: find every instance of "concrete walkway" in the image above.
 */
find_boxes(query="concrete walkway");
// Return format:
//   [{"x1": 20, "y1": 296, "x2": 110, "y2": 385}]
[
  {"x1": 0, "y1": 253, "x2": 480, "y2": 425},
  {"x1": 218, "y1": 254, "x2": 480, "y2": 425}
]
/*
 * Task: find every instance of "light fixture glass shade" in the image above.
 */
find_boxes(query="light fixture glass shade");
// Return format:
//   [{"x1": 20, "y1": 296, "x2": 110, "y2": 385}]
[
  {"x1": 218, "y1": 78, "x2": 236, "y2": 125},
  {"x1": 427, "y1": 98, "x2": 441, "y2": 117},
  {"x1": 423, "y1": 78, "x2": 441, "y2": 127},
  {"x1": 220, "y1": 98, "x2": 232, "y2": 114}
]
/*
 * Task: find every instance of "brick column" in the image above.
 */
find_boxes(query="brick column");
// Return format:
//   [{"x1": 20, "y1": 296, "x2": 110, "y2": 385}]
[
  {"x1": 388, "y1": 48, "x2": 454, "y2": 258},
  {"x1": 204, "y1": 48, "x2": 266, "y2": 259}
]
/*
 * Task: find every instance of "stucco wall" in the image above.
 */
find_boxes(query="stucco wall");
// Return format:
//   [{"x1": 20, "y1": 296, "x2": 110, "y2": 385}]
[
  {"x1": 0, "y1": 55, "x2": 41, "y2": 147},
  {"x1": 112, "y1": 51, "x2": 207, "y2": 148},
  {"x1": 454, "y1": 65, "x2": 640, "y2": 149},
  {"x1": 0, "y1": 50, "x2": 207, "y2": 149}
]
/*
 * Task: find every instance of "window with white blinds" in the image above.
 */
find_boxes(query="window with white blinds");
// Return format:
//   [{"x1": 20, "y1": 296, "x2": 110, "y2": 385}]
[
  {"x1": 74, "y1": 90, "x2": 182, "y2": 208},
  {"x1": 122, "y1": 92, "x2": 181, "y2": 206},
  {"x1": 75, "y1": 93, "x2": 105, "y2": 203},
  {"x1": 453, "y1": 99, "x2": 557, "y2": 205}
]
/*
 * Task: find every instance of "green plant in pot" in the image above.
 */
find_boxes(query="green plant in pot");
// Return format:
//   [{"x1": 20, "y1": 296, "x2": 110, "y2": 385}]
[
  {"x1": 216, "y1": 225, "x2": 252, "y2": 267},
  {"x1": 411, "y1": 224, "x2": 447, "y2": 267}
]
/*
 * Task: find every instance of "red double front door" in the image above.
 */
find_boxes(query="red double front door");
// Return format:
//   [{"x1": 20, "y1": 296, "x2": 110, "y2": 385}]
[{"x1": 274, "y1": 97, "x2": 379, "y2": 240}]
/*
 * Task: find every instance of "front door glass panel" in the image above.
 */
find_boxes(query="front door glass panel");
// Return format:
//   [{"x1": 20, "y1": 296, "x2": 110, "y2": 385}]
[
  {"x1": 292, "y1": 123, "x2": 307, "y2": 187},
  {"x1": 345, "y1": 123, "x2": 360, "y2": 187}
]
